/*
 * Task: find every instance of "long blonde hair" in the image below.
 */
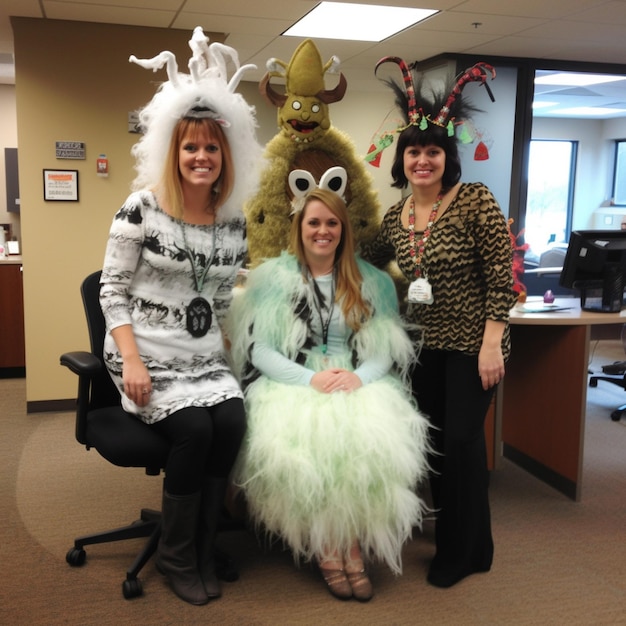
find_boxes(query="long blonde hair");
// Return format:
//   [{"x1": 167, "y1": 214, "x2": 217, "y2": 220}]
[
  {"x1": 158, "y1": 117, "x2": 234, "y2": 219},
  {"x1": 288, "y1": 188, "x2": 371, "y2": 330}
]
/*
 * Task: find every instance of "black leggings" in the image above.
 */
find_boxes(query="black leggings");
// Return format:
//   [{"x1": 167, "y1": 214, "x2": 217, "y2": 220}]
[{"x1": 150, "y1": 398, "x2": 246, "y2": 495}]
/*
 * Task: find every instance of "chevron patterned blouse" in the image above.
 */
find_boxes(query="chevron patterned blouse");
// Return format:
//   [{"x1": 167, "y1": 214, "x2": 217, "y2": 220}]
[{"x1": 363, "y1": 182, "x2": 517, "y2": 359}]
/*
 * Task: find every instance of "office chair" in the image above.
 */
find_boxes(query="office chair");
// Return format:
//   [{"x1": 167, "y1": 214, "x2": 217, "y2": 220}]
[
  {"x1": 588, "y1": 324, "x2": 626, "y2": 422},
  {"x1": 522, "y1": 244, "x2": 571, "y2": 296},
  {"x1": 60, "y1": 271, "x2": 239, "y2": 599}
]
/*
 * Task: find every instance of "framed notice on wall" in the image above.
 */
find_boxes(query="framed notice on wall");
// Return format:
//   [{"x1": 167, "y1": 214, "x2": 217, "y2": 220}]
[{"x1": 43, "y1": 169, "x2": 79, "y2": 202}]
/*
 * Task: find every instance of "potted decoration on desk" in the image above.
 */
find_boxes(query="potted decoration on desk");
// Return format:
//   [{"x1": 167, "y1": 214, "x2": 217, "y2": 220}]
[{"x1": 508, "y1": 218, "x2": 530, "y2": 303}]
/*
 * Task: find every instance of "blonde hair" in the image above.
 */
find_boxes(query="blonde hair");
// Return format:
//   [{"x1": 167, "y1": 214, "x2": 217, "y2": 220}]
[
  {"x1": 159, "y1": 117, "x2": 234, "y2": 219},
  {"x1": 288, "y1": 188, "x2": 371, "y2": 330}
]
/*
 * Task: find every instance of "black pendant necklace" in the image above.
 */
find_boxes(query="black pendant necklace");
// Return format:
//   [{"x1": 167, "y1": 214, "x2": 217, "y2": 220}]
[{"x1": 181, "y1": 221, "x2": 216, "y2": 338}]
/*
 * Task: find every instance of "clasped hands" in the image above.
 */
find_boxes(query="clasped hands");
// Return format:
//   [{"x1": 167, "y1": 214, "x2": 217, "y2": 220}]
[{"x1": 311, "y1": 368, "x2": 362, "y2": 394}]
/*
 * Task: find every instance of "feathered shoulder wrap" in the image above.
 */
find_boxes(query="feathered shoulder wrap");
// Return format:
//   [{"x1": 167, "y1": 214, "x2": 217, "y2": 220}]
[{"x1": 227, "y1": 252, "x2": 419, "y2": 389}]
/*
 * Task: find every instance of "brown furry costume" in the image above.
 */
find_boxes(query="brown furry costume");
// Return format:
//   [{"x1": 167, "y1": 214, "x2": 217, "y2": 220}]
[{"x1": 245, "y1": 39, "x2": 381, "y2": 265}]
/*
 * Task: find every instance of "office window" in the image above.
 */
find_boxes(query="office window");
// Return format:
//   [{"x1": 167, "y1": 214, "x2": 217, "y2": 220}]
[
  {"x1": 613, "y1": 140, "x2": 626, "y2": 205},
  {"x1": 525, "y1": 139, "x2": 577, "y2": 260}
]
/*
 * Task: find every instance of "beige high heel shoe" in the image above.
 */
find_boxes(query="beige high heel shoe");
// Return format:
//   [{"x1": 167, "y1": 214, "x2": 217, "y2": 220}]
[
  {"x1": 318, "y1": 559, "x2": 352, "y2": 600},
  {"x1": 345, "y1": 560, "x2": 373, "y2": 602}
]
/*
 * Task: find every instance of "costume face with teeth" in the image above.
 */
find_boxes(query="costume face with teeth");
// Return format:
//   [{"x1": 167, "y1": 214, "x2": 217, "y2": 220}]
[
  {"x1": 279, "y1": 94, "x2": 330, "y2": 143},
  {"x1": 245, "y1": 39, "x2": 382, "y2": 265}
]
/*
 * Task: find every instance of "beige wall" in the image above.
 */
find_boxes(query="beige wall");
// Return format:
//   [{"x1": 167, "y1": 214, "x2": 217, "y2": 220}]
[
  {"x1": 11, "y1": 19, "x2": 224, "y2": 405},
  {"x1": 12, "y1": 18, "x2": 399, "y2": 407}
]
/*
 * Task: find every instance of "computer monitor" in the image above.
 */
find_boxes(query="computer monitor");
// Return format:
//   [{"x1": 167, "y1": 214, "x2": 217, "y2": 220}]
[{"x1": 559, "y1": 229, "x2": 626, "y2": 312}]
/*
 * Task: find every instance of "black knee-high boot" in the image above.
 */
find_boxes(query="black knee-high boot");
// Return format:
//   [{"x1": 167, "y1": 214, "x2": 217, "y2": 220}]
[
  {"x1": 196, "y1": 477, "x2": 229, "y2": 598},
  {"x1": 156, "y1": 490, "x2": 209, "y2": 605}
]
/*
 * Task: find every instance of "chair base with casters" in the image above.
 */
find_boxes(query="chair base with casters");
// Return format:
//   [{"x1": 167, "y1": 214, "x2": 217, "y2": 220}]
[
  {"x1": 588, "y1": 325, "x2": 626, "y2": 422},
  {"x1": 610, "y1": 405, "x2": 626, "y2": 422},
  {"x1": 64, "y1": 499, "x2": 240, "y2": 599},
  {"x1": 66, "y1": 506, "x2": 162, "y2": 599},
  {"x1": 588, "y1": 371, "x2": 626, "y2": 421},
  {"x1": 61, "y1": 271, "x2": 242, "y2": 599}
]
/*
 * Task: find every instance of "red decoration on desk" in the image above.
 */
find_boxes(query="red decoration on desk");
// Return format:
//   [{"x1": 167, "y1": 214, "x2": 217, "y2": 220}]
[{"x1": 508, "y1": 218, "x2": 530, "y2": 302}]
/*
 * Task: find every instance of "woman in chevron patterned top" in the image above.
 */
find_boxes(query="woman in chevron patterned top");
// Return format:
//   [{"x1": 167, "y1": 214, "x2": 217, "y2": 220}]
[{"x1": 363, "y1": 58, "x2": 517, "y2": 588}]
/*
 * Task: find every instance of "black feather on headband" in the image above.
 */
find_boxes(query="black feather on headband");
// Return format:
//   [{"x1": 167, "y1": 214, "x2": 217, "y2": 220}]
[{"x1": 375, "y1": 58, "x2": 496, "y2": 137}]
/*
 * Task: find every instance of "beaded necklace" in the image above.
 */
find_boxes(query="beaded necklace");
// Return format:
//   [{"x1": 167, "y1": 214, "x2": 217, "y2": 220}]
[{"x1": 408, "y1": 192, "x2": 443, "y2": 278}]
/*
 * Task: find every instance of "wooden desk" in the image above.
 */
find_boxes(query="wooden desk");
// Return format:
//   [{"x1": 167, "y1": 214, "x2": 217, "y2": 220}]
[
  {"x1": 0, "y1": 261, "x2": 25, "y2": 376},
  {"x1": 498, "y1": 297, "x2": 623, "y2": 501}
]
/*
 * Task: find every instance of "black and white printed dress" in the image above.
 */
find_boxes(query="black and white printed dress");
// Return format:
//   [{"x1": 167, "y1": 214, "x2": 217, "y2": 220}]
[{"x1": 100, "y1": 190, "x2": 246, "y2": 424}]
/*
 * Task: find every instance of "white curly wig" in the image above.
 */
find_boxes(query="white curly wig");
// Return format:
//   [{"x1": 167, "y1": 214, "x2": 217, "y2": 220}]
[{"x1": 129, "y1": 27, "x2": 262, "y2": 222}]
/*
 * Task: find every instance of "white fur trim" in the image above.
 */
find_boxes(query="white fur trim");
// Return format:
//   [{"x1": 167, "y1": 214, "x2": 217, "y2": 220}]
[{"x1": 129, "y1": 27, "x2": 263, "y2": 222}]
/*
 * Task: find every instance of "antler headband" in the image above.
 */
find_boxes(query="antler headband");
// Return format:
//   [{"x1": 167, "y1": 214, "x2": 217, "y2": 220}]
[{"x1": 375, "y1": 57, "x2": 496, "y2": 136}]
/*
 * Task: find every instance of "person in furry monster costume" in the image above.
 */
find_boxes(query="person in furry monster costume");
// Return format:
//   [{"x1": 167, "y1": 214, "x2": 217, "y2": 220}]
[{"x1": 244, "y1": 39, "x2": 381, "y2": 266}]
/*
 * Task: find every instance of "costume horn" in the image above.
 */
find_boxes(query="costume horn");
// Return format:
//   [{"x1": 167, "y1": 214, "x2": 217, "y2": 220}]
[
  {"x1": 433, "y1": 62, "x2": 496, "y2": 126},
  {"x1": 375, "y1": 56, "x2": 418, "y2": 124}
]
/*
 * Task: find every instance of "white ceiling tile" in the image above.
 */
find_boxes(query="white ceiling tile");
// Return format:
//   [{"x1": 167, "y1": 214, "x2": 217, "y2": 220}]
[{"x1": 1, "y1": 0, "x2": 625, "y2": 112}]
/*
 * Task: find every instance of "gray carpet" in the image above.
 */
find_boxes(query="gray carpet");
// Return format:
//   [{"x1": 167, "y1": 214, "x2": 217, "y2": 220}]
[{"x1": 1, "y1": 340, "x2": 625, "y2": 624}]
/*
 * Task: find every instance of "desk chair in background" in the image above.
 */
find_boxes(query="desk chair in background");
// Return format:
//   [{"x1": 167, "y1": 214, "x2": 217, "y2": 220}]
[
  {"x1": 589, "y1": 324, "x2": 626, "y2": 422},
  {"x1": 522, "y1": 244, "x2": 571, "y2": 296},
  {"x1": 60, "y1": 271, "x2": 239, "y2": 599}
]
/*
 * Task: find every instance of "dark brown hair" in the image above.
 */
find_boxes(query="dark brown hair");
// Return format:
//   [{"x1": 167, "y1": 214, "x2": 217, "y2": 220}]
[{"x1": 390, "y1": 123, "x2": 462, "y2": 190}]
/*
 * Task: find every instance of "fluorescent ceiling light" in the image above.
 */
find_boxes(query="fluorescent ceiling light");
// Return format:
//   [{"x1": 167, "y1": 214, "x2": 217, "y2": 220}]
[
  {"x1": 554, "y1": 107, "x2": 626, "y2": 116},
  {"x1": 283, "y1": 2, "x2": 439, "y2": 42},
  {"x1": 535, "y1": 72, "x2": 626, "y2": 87}
]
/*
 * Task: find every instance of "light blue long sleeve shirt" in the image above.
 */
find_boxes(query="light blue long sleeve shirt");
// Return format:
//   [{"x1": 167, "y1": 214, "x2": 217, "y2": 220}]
[{"x1": 250, "y1": 273, "x2": 391, "y2": 386}]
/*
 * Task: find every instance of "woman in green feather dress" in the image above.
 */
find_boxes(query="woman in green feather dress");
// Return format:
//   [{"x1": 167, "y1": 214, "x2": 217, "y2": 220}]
[{"x1": 228, "y1": 184, "x2": 431, "y2": 602}]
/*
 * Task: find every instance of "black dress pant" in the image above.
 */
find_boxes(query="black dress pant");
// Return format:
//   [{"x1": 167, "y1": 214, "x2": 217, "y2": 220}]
[{"x1": 412, "y1": 348, "x2": 494, "y2": 586}]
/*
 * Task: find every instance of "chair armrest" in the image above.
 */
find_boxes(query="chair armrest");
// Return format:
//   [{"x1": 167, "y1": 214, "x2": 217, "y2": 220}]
[
  {"x1": 60, "y1": 351, "x2": 102, "y2": 376},
  {"x1": 60, "y1": 351, "x2": 105, "y2": 446}
]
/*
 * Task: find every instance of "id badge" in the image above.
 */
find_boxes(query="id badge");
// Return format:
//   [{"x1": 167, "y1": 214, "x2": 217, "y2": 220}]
[{"x1": 408, "y1": 277, "x2": 434, "y2": 304}]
